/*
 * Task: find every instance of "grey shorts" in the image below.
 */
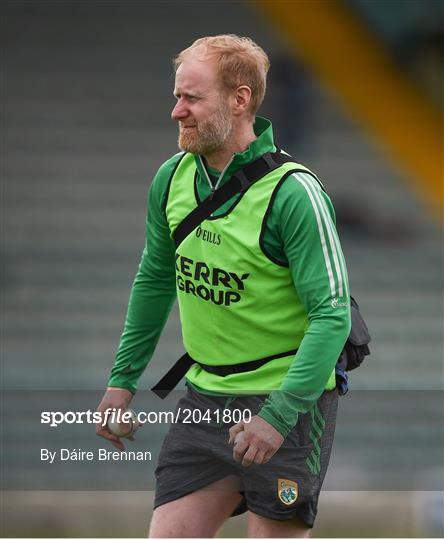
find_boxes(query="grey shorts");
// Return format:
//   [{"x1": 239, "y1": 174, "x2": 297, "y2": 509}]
[{"x1": 154, "y1": 385, "x2": 338, "y2": 527}]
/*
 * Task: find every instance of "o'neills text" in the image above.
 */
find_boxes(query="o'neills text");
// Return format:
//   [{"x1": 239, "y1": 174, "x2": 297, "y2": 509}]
[{"x1": 195, "y1": 226, "x2": 221, "y2": 245}]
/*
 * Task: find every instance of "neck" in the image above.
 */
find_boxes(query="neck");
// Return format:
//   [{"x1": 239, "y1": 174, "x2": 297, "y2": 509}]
[{"x1": 203, "y1": 121, "x2": 256, "y2": 171}]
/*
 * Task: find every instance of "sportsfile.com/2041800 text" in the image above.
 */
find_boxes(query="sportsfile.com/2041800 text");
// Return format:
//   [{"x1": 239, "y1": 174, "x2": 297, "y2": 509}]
[{"x1": 40, "y1": 408, "x2": 252, "y2": 427}]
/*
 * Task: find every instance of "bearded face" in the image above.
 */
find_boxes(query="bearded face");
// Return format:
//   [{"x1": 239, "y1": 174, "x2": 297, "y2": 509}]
[{"x1": 177, "y1": 98, "x2": 232, "y2": 155}]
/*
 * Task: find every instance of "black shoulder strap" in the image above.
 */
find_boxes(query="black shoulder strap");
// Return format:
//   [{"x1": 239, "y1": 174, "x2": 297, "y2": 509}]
[{"x1": 172, "y1": 151, "x2": 293, "y2": 248}]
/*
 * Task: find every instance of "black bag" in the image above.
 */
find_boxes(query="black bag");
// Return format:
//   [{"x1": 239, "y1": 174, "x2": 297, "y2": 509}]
[{"x1": 340, "y1": 296, "x2": 371, "y2": 372}]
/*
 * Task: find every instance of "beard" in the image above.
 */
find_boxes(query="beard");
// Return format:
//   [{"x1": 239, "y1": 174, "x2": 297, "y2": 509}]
[{"x1": 178, "y1": 101, "x2": 232, "y2": 155}]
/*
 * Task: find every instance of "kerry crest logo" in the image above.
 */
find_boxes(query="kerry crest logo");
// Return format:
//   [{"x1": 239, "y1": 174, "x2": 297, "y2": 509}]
[{"x1": 277, "y1": 478, "x2": 298, "y2": 506}]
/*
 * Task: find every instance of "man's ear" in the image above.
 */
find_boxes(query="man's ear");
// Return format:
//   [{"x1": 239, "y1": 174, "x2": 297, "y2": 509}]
[{"x1": 232, "y1": 85, "x2": 252, "y2": 116}]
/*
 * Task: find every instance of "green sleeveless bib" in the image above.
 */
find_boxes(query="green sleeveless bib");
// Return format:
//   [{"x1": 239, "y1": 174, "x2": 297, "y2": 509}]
[{"x1": 165, "y1": 153, "x2": 336, "y2": 393}]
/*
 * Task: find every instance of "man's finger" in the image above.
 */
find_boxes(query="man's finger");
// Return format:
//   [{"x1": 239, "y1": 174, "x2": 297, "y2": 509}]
[
  {"x1": 262, "y1": 448, "x2": 278, "y2": 465},
  {"x1": 96, "y1": 427, "x2": 125, "y2": 451},
  {"x1": 241, "y1": 446, "x2": 258, "y2": 467},
  {"x1": 253, "y1": 449, "x2": 266, "y2": 465},
  {"x1": 110, "y1": 439, "x2": 125, "y2": 451},
  {"x1": 232, "y1": 434, "x2": 249, "y2": 463},
  {"x1": 228, "y1": 421, "x2": 244, "y2": 444}
]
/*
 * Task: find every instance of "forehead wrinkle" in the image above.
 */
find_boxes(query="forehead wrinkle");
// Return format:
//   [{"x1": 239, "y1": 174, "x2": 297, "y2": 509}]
[{"x1": 174, "y1": 59, "x2": 220, "y2": 97}]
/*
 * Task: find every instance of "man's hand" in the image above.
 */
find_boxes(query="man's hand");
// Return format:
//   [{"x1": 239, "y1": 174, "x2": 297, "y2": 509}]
[
  {"x1": 228, "y1": 415, "x2": 284, "y2": 467},
  {"x1": 96, "y1": 387, "x2": 133, "y2": 451}
]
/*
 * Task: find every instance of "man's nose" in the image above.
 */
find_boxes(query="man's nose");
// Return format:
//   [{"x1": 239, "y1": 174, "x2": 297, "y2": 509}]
[{"x1": 171, "y1": 99, "x2": 188, "y2": 121}]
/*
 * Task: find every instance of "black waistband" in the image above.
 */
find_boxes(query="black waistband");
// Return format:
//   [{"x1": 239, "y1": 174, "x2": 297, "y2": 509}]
[
  {"x1": 197, "y1": 349, "x2": 298, "y2": 376},
  {"x1": 151, "y1": 349, "x2": 298, "y2": 399}
]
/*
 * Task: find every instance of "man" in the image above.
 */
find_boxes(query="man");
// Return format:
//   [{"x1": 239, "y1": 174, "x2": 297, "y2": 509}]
[{"x1": 96, "y1": 35, "x2": 351, "y2": 538}]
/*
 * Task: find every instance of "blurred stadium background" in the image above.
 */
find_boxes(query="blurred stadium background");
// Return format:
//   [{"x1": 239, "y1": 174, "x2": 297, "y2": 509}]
[{"x1": 2, "y1": 0, "x2": 443, "y2": 537}]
